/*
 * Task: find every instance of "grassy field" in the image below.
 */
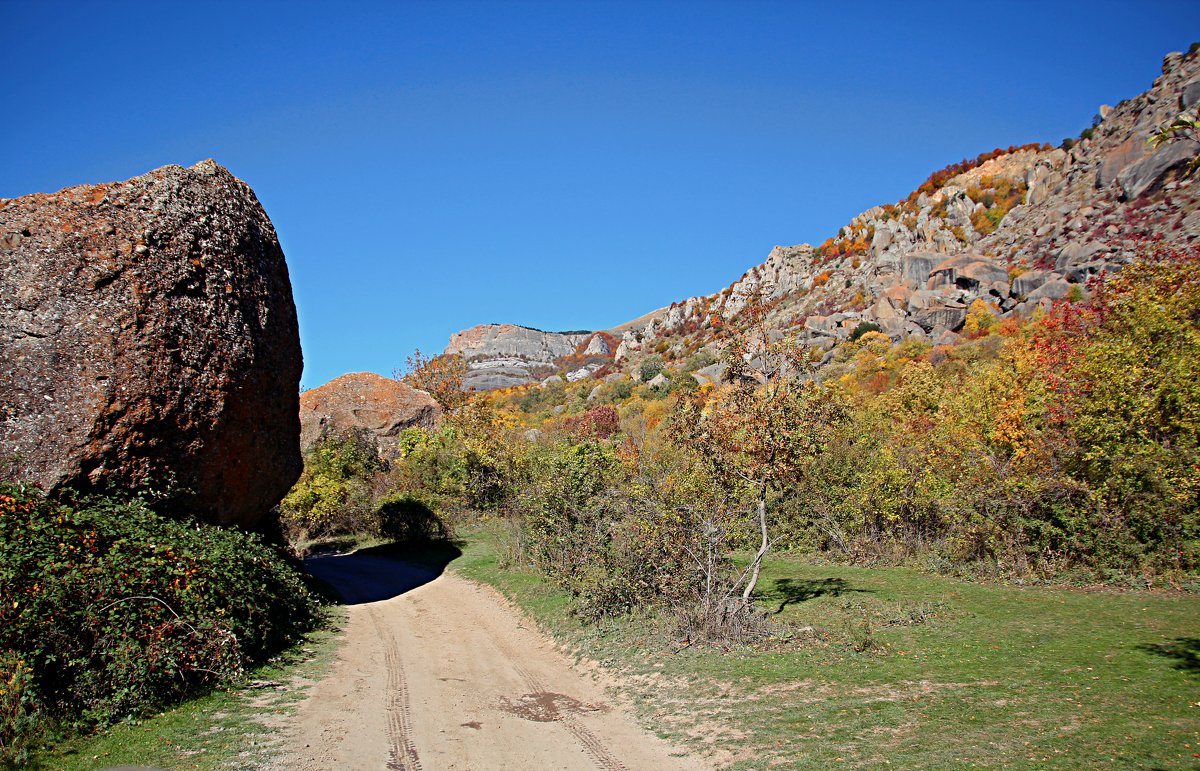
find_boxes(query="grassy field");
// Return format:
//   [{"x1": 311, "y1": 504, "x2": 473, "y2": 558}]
[
  {"x1": 25, "y1": 608, "x2": 345, "y2": 770},
  {"x1": 452, "y1": 527, "x2": 1200, "y2": 769},
  {"x1": 28, "y1": 532, "x2": 1197, "y2": 769}
]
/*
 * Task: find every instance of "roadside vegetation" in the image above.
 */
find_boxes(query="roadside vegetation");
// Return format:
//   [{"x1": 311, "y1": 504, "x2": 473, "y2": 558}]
[
  {"x1": 260, "y1": 241, "x2": 1199, "y2": 766},
  {"x1": 23, "y1": 608, "x2": 344, "y2": 770},
  {"x1": 0, "y1": 484, "x2": 324, "y2": 766},
  {"x1": 454, "y1": 530, "x2": 1200, "y2": 769}
]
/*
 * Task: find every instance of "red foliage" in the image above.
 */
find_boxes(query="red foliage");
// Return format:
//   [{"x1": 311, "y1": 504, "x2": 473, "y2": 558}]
[
  {"x1": 908, "y1": 143, "x2": 1052, "y2": 201},
  {"x1": 573, "y1": 331, "x2": 619, "y2": 357},
  {"x1": 563, "y1": 406, "x2": 621, "y2": 440}
]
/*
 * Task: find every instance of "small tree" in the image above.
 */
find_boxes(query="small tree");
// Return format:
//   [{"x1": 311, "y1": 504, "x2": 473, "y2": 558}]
[
  {"x1": 675, "y1": 299, "x2": 845, "y2": 608},
  {"x1": 396, "y1": 348, "x2": 470, "y2": 411}
]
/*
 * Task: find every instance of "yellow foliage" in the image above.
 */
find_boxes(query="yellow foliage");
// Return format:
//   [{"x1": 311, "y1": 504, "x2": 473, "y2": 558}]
[
  {"x1": 853, "y1": 330, "x2": 892, "y2": 355},
  {"x1": 963, "y1": 298, "x2": 999, "y2": 336}
]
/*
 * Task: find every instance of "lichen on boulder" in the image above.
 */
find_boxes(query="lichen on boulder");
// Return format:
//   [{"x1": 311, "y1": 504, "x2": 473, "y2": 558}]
[
  {"x1": 299, "y1": 372, "x2": 441, "y2": 459},
  {"x1": 0, "y1": 160, "x2": 303, "y2": 528}
]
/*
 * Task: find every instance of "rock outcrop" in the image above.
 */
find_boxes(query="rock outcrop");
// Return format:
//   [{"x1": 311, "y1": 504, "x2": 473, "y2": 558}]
[
  {"x1": 0, "y1": 160, "x2": 302, "y2": 529},
  {"x1": 438, "y1": 48, "x2": 1200, "y2": 390},
  {"x1": 299, "y1": 372, "x2": 440, "y2": 458},
  {"x1": 597, "y1": 47, "x2": 1200, "y2": 368},
  {"x1": 445, "y1": 323, "x2": 595, "y2": 390}
]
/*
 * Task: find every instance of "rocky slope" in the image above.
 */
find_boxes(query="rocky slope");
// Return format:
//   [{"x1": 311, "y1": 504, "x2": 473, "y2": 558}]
[
  {"x1": 446, "y1": 48, "x2": 1200, "y2": 388},
  {"x1": 625, "y1": 50, "x2": 1200, "y2": 362},
  {"x1": 0, "y1": 160, "x2": 303, "y2": 528}
]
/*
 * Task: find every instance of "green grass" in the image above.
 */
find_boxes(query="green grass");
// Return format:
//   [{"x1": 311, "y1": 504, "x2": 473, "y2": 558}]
[
  {"x1": 26, "y1": 607, "x2": 346, "y2": 770},
  {"x1": 453, "y1": 527, "x2": 1200, "y2": 769}
]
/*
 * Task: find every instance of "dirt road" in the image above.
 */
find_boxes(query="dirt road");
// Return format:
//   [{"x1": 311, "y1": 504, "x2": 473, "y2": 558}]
[{"x1": 273, "y1": 549, "x2": 703, "y2": 770}]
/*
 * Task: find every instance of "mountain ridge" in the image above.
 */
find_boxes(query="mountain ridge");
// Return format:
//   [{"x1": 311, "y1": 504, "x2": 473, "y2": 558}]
[{"x1": 445, "y1": 47, "x2": 1200, "y2": 389}]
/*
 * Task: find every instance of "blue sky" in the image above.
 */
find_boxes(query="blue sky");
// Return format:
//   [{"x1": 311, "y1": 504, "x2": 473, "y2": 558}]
[{"x1": 4, "y1": 1, "x2": 1198, "y2": 389}]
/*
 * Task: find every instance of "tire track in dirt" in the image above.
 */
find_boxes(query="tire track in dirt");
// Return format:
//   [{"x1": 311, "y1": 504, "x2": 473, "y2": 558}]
[
  {"x1": 368, "y1": 605, "x2": 422, "y2": 771},
  {"x1": 274, "y1": 552, "x2": 705, "y2": 770},
  {"x1": 505, "y1": 648, "x2": 628, "y2": 771}
]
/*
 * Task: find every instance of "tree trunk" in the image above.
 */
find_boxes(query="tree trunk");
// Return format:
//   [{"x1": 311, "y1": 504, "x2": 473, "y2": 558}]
[{"x1": 742, "y1": 493, "x2": 770, "y2": 603}]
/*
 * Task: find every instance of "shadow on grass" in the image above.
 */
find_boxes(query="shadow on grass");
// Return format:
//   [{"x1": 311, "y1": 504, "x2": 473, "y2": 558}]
[
  {"x1": 1137, "y1": 637, "x2": 1200, "y2": 675},
  {"x1": 764, "y1": 577, "x2": 870, "y2": 614},
  {"x1": 303, "y1": 539, "x2": 463, "y2": 606}
]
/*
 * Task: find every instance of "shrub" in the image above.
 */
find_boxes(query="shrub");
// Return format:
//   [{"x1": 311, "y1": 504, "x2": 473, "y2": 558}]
[
  {"x1": 0, "y1": 651, "x2": 40, "y2": 766},
  {"x1": 280, "y1": 429, "x2": 383, "y2": 540},
  {"x1": 0, "y1": 483, "x2": 321, "y2": 732},
  {"x1": 849, "y1": 321, "x2": 882, "y2": 341},
  {"x1": 375, "y1": 494, "x2": 449, "y2": 543},
  {"x1": 639, "y1": 356, "x2": 664, "y2": 381},
  {"x1": 963, "y1": 299, "x2": 998, "y2": 336},
  {"x1": 563, "y1": 406, "x2": 621, "y2": 440}
]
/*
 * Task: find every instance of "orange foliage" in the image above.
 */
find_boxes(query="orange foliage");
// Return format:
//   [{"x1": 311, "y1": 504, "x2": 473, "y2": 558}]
[{"x1": 908, "y1": 143, "x2": 1051, "y2": 201}]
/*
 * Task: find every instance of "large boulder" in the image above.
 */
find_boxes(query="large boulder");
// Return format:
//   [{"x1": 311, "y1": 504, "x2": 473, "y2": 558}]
[
  {"x1": 914, "y1": 304, "x2": 968, "y2": 333},
  {"x1": 299, "y1": 372, "x2": 440, "y2": 458},
  {"x1": 0, "y1": 160, "x2": 302, "y2": 528},
  {"x1": 1117, "y1": 139, "x2": 1200, "y2": 200},
  {"x1": 901, "y1": 252, "x2": 939, "y2": 287},
  {"x1": 957, "y1": 260, "x2": 1009, "y2": 287},
  {"x1": 1180, "y1": 79, "x2": 1200, "y2": 110}
]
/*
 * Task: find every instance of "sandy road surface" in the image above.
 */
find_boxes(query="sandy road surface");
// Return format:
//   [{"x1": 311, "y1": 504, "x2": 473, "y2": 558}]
[{"x1": 273, "y1": 550, "x2": 703, "y2": 770}]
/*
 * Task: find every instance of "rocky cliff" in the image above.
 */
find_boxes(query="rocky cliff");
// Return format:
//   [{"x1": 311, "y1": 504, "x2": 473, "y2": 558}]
[
  {"x1": 445, "y1": 323, "x2": 612, "y2": 390},
  {"x1": 0, "y1": 160, "x2": 302, "y2": 528},
  {"x1": 620, "y1": 49, "x2": 1200, "y2": 364},
  {"x1": 444, "y1": 48, "x2": 1200, "y2": 389}
]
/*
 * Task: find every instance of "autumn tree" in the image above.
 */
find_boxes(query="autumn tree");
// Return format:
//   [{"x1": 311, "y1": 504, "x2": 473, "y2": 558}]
[
  {"x1": 396, "y1": 348, "x2": 470, "y2": 411},
  {"x1": 675, "y1": 299, "x2": 845, "y2": 607},
  {"x1": 1033, "y1": 245, "x2": 1200, "y2": 573}
]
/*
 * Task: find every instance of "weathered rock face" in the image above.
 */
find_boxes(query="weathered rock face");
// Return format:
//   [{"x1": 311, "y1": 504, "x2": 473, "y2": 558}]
[
  {"x1": 445, "y1": 323, "x2": 593, "y2": 390},
  {"x1": 596, "y1": 47, "x2": 1200, "y2": 367},
  {"x1": 299, "y1": 372, "x2": 440, "y2": 457},
  {"x1": 439, "y1": 48, "x2": 1200, "y2": 386},
  {"x1": 0, "y1": 160, "x2": 302, "y2": 528}
]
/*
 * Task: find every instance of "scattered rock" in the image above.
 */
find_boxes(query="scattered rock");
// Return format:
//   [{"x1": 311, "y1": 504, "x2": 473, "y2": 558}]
[
  {"x1": 1026, "y1": 279, "x2": 1073, "y2": 302},
  {"x1": 692, "y1": 363, "x2": 725, "y2": 386},
  {"x1": 1182, "y1": 79, "x2": 1200, "y2": 110},
  {"x1": 914, "y1": 304, "x2": 968, "y2": 333},
  {"x1": 902, "y1": 252, "x2": 939, "y2": 286},
  {"x1": 583, "y1": 334, "x2": 611, "y2": 356},
  {"x1": 957, "y1": 260, "x2": 1009, "y2": 287},
  {"x1": 1011, "y1": 270, "x2": 1052, "y2": 297}
]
